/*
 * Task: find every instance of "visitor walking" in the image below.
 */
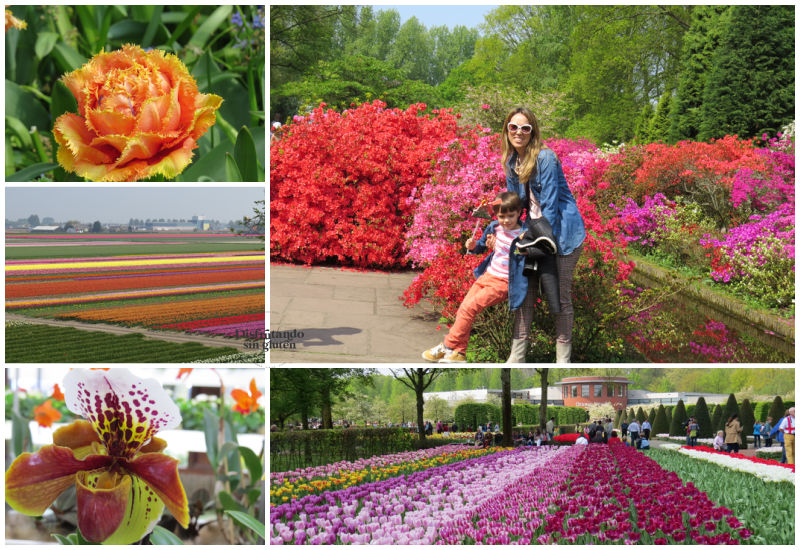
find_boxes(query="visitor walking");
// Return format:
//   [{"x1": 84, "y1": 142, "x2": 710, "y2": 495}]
[
  {"x1": 689, "y1": 418, "x2": 699, "y2": 447},
  {"x1": 724, "y1": 414, "x2": 743, "y2": 453},
  {"x1": 641, "y1": 419, "x2": 652, "y2": 440},
  {"x1": 753, "y1": 422, "x2": 762, "y2": 449},
  {"x1": 628, "y1": 420, "x2": 640, "y2": 444},
  {"x1": 777, "y1": 407, "x2": 795, "y2": 465},
  {"x1": 621, "y1": 420, "x2": 628, "y2": 438},
  {"x1": 546, "y1": 417, "x2": 555, "y2": 440},
  {"x1": 500, "y1": 106, "x2": 586, "y2": 363},
  {"x1": 763, "y1": 417, "x2": 773, "y2": 447}
]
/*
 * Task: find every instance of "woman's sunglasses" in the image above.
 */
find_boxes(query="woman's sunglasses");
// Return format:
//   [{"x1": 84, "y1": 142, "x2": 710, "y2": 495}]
[{"x1": 507, "y1": 123, "x2": 533, "y2": 134}]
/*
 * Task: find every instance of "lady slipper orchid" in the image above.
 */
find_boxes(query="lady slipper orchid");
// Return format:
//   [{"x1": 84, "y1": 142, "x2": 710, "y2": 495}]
[
  {"x1": 53, "y1": 44, "x2": 222, "y2": 182},
  {"x1": 5, "y1": 369, "x2": 189, "y2": 543}
]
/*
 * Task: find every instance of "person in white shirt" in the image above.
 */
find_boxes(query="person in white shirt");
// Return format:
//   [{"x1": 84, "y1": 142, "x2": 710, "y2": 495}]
[
  {"x1": 576, "y1": 433, "x2": 588, "y2": 445},
  {"x1": 777, "y1": 407, "x2": 795, "y2": 465},
  {"x1": 422, "y1": 192, "x2": 524, "y2": 363},
  {"x1": 628, "y1": 420, "x2": 640, "y2": 443},
  {"x1": 641, "y1": 419, "x2": 652, "y2": 440}
]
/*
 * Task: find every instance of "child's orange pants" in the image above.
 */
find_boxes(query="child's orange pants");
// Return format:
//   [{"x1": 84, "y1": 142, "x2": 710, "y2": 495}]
[{"x1": 444, "y1": 273, "x2": 508, "y2": 354}]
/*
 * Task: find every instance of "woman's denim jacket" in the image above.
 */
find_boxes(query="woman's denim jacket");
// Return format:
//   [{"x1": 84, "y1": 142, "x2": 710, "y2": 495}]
[
  {"x1": 469, "y1": 220, "x2": 528, "y2": 311},
  {"x1": 507, "y1": 149, "x2": 586, "y2": 256}
]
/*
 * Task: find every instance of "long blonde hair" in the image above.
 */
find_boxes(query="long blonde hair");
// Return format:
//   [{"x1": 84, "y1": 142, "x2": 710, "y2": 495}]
[{"x1": 501, "y1": 107, "x2": 543, "y2": 185}]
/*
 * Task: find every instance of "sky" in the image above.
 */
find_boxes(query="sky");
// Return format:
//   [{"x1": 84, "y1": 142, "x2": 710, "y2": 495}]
[
  {"x1": 5, "y1": 187, "x2": 264, "y2": 224},
  {"x1": 374, "y1": 4, "x2": 497, "y2": 31}
]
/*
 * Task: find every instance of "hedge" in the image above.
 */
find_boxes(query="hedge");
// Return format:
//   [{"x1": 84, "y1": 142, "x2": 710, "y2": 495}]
[
  {"x1": 454, "y1": 403, "x2": 501, "y2": 430},
  {"x1": 270, "y1": 427, "x2": 415, "y2": 472}
]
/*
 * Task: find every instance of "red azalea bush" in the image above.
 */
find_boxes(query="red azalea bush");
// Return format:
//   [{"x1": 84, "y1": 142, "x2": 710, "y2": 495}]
[
  {"x1": 553, "y1": 433, "x2": 581, "y2": 443},
  {"x1": 270, "y1": 101, "x2": 464, "y2": 268}
]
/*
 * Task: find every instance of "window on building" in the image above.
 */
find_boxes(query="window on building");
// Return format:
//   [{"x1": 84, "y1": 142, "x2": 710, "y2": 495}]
[
  {"x1": 620, "y1": 385, "x2": 625, "y2": 396},
  {"x1": 581, "y1": 384, "x2": 589, "y2": 398},
  {"x1": 572, "y1": 385, "x2": 578, "y2": 398},
  {"x1": 607, "y1": 384, "x2": 614, "y2": 397},
  {"x1": 594, "y1": 384, "x2": 602, "y2": 397}
]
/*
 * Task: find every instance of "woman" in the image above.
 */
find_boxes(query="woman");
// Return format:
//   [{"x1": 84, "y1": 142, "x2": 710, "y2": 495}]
[
  {"x1": 724, "y1": 414, "x2": 743, "y2": 453},
  {"x1": 498, "y1": 107, "x2": 586, "y2": 362}
]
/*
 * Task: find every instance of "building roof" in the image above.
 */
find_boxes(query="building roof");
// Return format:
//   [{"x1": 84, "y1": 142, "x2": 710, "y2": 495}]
[{"x1": 554, "y1": 377, "x2": 632, "y2": 385}]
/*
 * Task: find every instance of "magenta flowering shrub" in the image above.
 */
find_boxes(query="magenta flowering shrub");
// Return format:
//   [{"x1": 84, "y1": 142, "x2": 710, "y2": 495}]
[{"x1": 403, "y1": 133, "x2": 504, "y2": 266}]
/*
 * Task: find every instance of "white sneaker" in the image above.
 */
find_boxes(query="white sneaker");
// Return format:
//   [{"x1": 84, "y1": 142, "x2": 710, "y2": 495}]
[{"x1": 422, "y1": 343, "x2": 448, "y2": 362}]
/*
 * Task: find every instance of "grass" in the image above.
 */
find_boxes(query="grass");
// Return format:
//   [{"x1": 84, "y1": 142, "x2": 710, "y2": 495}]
[{"x1": 6, "y1": 323, "x2": 240, "y2": 363}]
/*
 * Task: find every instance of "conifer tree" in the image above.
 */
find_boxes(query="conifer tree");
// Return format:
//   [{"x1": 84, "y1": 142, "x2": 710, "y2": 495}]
[
  {"x1": 633, "y1": 103, "x2": 654, "y2": 143},
  {"x1": 694, "y1": 397, "x2": 713, "y2": 438},
  {"x1": 647, "y1": 407, "x2": 656, "y2": 425},
  {"x1": 665, "y1": 406, "x2": 673, "y2": 428},
  {"x1": 740, "y1": 399, "x2": 755, "y2": 450},
  {"x1": 722, "y1": 393, "x2": 740, "y2": 424},
  {"x1": 711, "y1": 403, "x2": 724, "y2": 434},
  {"x1": 669, "y1": 399, "x2": 688, "y2": 436},
  {"x1": 699, "y1": 5, "x2": 794, "y2": 140},
  {"x1": 636, "y1": 407, "x2": 646, "y2": 424},
  {"x1": 648, "y1": 92, "x2": 672, "y2": 142},
  {"x1": 768, "y1": 396, "x2": 785, "y2": 424},
  {"x1": 653, "y1": 404, "x2": 669, "y2": 436}
]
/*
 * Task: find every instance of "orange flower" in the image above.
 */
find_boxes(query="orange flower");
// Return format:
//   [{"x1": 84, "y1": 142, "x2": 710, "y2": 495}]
[
  {"x1": 51, "y1": 383, "x2": 65, "y2": 401},
  {"x1": 177, "y1": 368, "x2": 193, "y2": 380},
  {"x1": 33, "y1": 399, "x2": 62, "y2": 428},
  {"x1": 231, "y1": 378, "x2": 262, "y2": 414},
  {"x1": 5, "y1": 9, "x2": 26, "y2": 31},
  {"x1": 53, "y1": 44, "x2": 222, "y2": 182}
]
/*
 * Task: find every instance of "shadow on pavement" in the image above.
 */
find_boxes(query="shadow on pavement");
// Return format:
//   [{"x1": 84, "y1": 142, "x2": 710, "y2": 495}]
[{"x1": 272, "y1": 327, "x2": 362, "y2": 348}]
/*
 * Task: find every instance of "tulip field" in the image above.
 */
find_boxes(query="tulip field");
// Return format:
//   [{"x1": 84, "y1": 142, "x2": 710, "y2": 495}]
[
  {"x1": 270, "y1": 443, "x2": 794, "y2": 545},
  {"x1": 6, "y1": 233, "x2": 265, "y2": 362}
]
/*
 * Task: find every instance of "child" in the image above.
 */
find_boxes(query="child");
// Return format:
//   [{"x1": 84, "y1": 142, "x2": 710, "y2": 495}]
[
  {"x1": 713, "y1": 430, "x2": 725, "y2": 451},
  {"x1": 422, "y1": 192, "x2": 525, "y2": 363}
]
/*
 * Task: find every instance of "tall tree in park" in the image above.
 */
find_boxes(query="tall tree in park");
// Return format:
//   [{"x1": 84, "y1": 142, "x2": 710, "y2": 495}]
[
  {"x1": 669, "y1": 399, "x2": 688, "y2": 436},
  {"x1": 768, "y1": 396, "x2": 785, "y2": 424},
  {"x1": 536, "y1": 368, "x2": 549, "y2": 432},
  {"x1": 653, "y1": 404, "x2": 669, "y2": 436},
  {"x1": 614, "y1": 408, "x2": 623, "y2": 428},
  {"x1": 633, "y1": 103, "x2": 655, "y2": 143},
  {"x1": 648, "y1": 92, "x2": 673, "y2": 142},
  {"x1": 739, "y1": 399, "x2": 755, "y2": 450},
  {"x1": 636, "y1": 407, "x2": 646, "y2": 424},
  {"x1": 694, "y1": 397, "x2": 713, "y2": 438},
  {"x1": 668, "y1": 5, "x2": 728, "y2": 142},
  {"x1": 647, "y1": 407, "x2": 656, "y2": 426},
  {"x1": 387, "y1": 391, "x2": 416, "y2": 425},
  {"x1": 310, "y1": 368, "x2": 373, "y2": 429},
  {"x1": 270, "y1": 368, "x2": 321, "y2": 429},
  {"x1": 501, "y1": 368, "x2": 513, "y2": 446},
  {"x1": 391, "y1": 369, "x2": 447, "y2": 441},
  {"x1": 698, "y1": 5, "x2": 794, "y2": 140},
  {"x1": 722, "y1": 393, "x2": 741, "y2": 424},
  {"x1": 562, "y1": 5, "x2": 690, "y2": 143},
  {"x1": 711, "y1": 403, "x2": 724, "y2": 433}
]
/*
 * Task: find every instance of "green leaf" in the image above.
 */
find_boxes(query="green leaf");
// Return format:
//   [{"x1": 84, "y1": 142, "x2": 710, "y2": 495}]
[
  {"x1": 225, "y1": 153, "x2": 242, "y2": 181},
  {"x1": 12, "y1": 412, "x2": 31, "y2": 456},
  {"x1": 108, "y1": 20, "x2": 147, "y2": 42},
  {"x1": 238, "y1": 445, "x2": 263, "y2": 484},
  {"x1": 178, "y1": 126, "x2": 264, "y2": 182},
  {"x1": 203, "y1": 408, "x2": 219, "y2": 469},
  {"x1": 165, "y1": 6, "x2": 204, "y2": 46},
  {"x1": 234, "y1": 126, "x2": 259, "y2": 182},
  {"x1": 51, "y1": 80, "x2": 79, "y2": 123},
  {"x1": 150, "y1": 526, "x2": 184, "y2": 545},
  {"x1": 52, "y1": 42, "x2": 88, "y2": 73},
  {"x1": 6, "y1": 80, "x2": 51, "y2": 131},
  {"x1": 7, "y1": 163, "x2": 59, "y2": 182},
  {"x1": 51, "y1": 534, "x2": 74, "y2": 545},
  {"x1": 35, "y1": 32, "x2": 60, "y2": 60},
  {"x1": 218, "y1": 490, "x2": 247, "y2": 513},
  {"x1": 224, "y1": 510, "x2": 265, "y2": 539},
  {"x1": 249, "y1": 111, "x2": 266, "y2": 121},
  {"x1": 188, "y1": 6, "x2": 233, "y2": 51},
  {"x1": 74, "y1": 6, "x2": 99, "y2": 53},
  {"x1": 141, "y1": 6, "x2": 164, "y2": 48},
  {"x1": 6, "y1": 116, "x2": 33, "y2": 150}
]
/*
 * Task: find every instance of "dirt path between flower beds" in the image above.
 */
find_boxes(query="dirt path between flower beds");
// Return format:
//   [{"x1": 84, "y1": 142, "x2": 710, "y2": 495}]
[
  {"x1": 270, "y1": 264, "x2": 442, "y2": 363},
  {"x1": 6, "y1": 313, "x2": 255, "y2": 349}
]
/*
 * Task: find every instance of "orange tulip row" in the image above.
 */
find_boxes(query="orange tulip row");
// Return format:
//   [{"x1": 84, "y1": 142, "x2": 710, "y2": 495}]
[{"x1": 56, "y1": 293, "x2": 265, "y2": 326}]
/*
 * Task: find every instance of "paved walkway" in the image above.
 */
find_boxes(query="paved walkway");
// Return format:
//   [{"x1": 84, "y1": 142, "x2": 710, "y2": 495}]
[{"x1": 270, "y1": 264, "x2": 442, "y2": 363}]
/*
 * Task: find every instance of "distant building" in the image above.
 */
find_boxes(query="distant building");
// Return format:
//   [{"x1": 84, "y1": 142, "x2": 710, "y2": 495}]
[
  {"x1": 30, "y1": 225, "x2": 60, "y2": 232},
  {"x1": 145, "y1": 221, "x2": 197, "y2": 232},
  {"x1": 424, "y1": 387, "x2": 564, "y2": 406},
  {"x1": 555, "y1": 376, "x2": 633, "y2": 410}
]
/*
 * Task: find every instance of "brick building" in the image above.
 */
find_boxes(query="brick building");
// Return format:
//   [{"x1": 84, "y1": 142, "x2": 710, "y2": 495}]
[{"x1": 554, "y1": 376, "x2": 632, "y2": 410}]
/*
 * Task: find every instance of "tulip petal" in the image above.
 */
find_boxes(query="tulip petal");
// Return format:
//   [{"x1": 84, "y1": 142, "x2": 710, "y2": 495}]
[
  {"x1": 87, "y1": 109, "x2": 136, "y2": 136},
  {"x1": 63, "y1": 369, "x2": 181, "y2": 459},
  {"x1": 102, "y1": 474, "x2": 165, "y2": 545},
  {"x1": 115, "y1": 133, "x2": 163, "y2": 166},
  {"x1": 76, "y1": 470, "x2": 131, "y2": 543},
  {"x1": 5, "y1": 445, "x2": 112, "y2": 516},
  {"x1": 123, "y1": 453, "x2": 189, "y2": 528},
  {"x1": 53, "y1": 113, "x2": 117, "y2": 166}
]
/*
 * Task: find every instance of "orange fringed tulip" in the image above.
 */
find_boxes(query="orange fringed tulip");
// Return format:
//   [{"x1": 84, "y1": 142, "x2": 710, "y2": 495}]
[
  {"x1": 231, "y1": 378, "x2": 262, "y2": 414},
  {"x1": 5, "y1": 9, "x2": 26, "y2": 31},
  {"x1": 6, "y1": 369, "x2": 189, "y2": 544},
  {"x1": 34, "y1": 399, "x2": 62, "y2": 427},
  {"x1": 53, "y1": 44, "x2": 222, "y2": 182}
]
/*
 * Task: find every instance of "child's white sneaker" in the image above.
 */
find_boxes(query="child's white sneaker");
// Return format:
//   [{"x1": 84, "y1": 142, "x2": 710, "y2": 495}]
[
  {"x1": 422, "y1": 343, "x2": 448, "y2": 362},
  {"x1": 439, "y1": 350, "x2": 466, "y2": 363}
]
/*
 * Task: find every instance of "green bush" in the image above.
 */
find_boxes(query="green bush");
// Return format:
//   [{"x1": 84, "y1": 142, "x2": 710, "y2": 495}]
[
  {"x1": 269, "y1": 427, "x2": 415, "y2": 472},
  {"x1": 454, "y1": 403, "x2": 501, "y2": 430}
]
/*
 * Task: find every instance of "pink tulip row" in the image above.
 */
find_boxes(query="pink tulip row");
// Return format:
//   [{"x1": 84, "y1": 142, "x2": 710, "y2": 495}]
[{"x1": 270, "y1": 444, "x2": 476, "y2": 486}]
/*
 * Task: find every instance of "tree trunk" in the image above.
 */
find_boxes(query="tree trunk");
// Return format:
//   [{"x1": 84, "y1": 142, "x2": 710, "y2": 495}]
[
  {"x1": 539, "y1": 368, "x2": 549, "y2": 432},
  {"x1": 416, "y1": 380, "x2": 426, "y2": 442},
  {"x1": 501, "y1": 368, "x2": 512, "y2": 446},
  {"x1": 321, "y1": 385, "x2": 333, "y2": 429}
]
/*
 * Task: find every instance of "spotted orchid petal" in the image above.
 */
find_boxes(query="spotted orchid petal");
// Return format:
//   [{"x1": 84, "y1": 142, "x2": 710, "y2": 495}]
[
  {"x1": 5, "y1": 445, "x2": 112, "y2": 516},
  {"x1": 123, "y1": 452, "x2": 190, "y2": 528},
  {"x1": 63, "y1": 368, "x2": 180, "y2": 459}
]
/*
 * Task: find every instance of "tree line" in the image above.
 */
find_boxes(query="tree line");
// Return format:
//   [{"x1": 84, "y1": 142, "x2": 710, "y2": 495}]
[{"x1": 271, "y1": 5, "x2": 793, "y2": 144}]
